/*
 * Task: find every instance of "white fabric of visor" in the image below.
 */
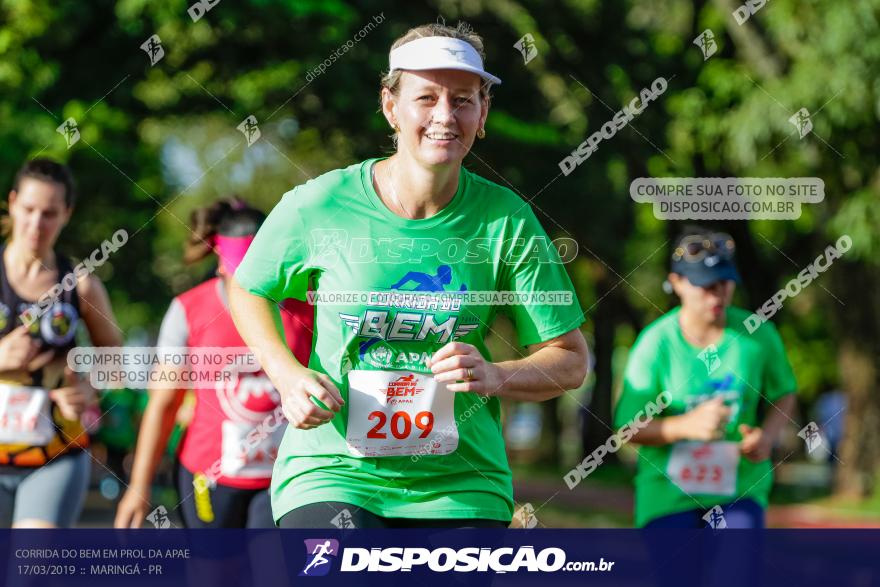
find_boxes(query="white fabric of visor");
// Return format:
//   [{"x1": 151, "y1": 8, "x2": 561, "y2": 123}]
[{"x1": 388, "y1": 36, "x2": 502, "y2": 85}]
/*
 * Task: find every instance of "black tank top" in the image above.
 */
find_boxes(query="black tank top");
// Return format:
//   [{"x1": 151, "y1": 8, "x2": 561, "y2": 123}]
[
  {"x1": 0, "y1": 244, "x2": 81, "y2": 387},
  {"x1": 0, "y1": 246, "x2": 90, "y2": 467}
]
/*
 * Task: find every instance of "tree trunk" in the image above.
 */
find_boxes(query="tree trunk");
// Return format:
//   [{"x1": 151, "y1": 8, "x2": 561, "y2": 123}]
[
  {"x1": 834, "y1": 341, "x2": 880, "y2": 497},
  {"x1": 832, "y1": 262, "x2": 880, "y2": 497},
  {"x1": 538, "y1": 397, "x2": 562, "y2": 468},
  {"x1": 580, "y1": 275, "x2": 622, "y2": 459}
]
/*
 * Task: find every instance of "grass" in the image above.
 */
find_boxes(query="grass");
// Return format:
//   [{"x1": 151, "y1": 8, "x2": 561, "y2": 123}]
[
  {"x1": 510, "y1": 458, "x2": 636, "y2": 488},
  {"x1": 530, "y1": 502, "x2": 632, "y2": 528},
  {"x1": 511, "y1": 460, "x2": 635, "y2": 528},
  {"x1": 512, "y1": 458, "x2": 880, "y2": 527}
]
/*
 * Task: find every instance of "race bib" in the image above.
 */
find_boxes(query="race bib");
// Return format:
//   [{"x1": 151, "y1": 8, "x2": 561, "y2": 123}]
[
  {"x1": 0, "y1": 384, "x2": 55, "y2": 446},
  {"x1": 345, "y1": 369, "x2": 457, "y2": 457},
  {"x1": 220, "y1": 419, "x2": 284, "y2": 479},
  {"x1": 666, "y1": 441, "x2": 739, "y2": 496}
]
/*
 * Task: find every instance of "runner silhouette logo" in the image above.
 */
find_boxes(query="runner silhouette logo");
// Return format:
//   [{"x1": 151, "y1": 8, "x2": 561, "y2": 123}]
[
  {"x1": 355, "y1": 265, "x2": 470, "y2": 361},
  {"x1": 300, "y1": 539, "x2": 339, "y2": 577}
]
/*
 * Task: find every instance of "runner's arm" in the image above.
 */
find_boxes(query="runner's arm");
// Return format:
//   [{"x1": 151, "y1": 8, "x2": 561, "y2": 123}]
[
  {"x1": 740, "y1": 392, "x2": 796, "y2": 461},
  {"x1": 115, "y1": 299, "x2": 188, "y2": 528},
  {"x1": 632, "y1": 392, "x2": 796, "y2": 447},
  {"x1": 126, "y1": 383, "x2": 186, "y2": 492},
  {"x1": 630, "y1": 397, "x2": 732, "y2": 446},
  {"x1": 497, "y1": 328, "x2": 588, "y2": 400},
  {"x1": 624, "y1": 416, "x2": 689, "y2": 446},
  {"x1": 78, "y1": 274, "x2": 123, "y2": 347},
  {"x1": 758, "y1": 392, "x2": 795, "y2": 439},
  {"x1": 228, "y1": 277, "x2": 300, "y2": 378},
  {"x1": 50, "y1": 271, "x2": 119, "y2": 412},
  {"x1": 431, "y1": 328, "x2": 589, "y2": 401},
  {"x1": 115, "y1": 378, "x2": 185, "y2": 528},
  {"x1": 229, "y1": 277, "x2": 344, "y2": 429}
]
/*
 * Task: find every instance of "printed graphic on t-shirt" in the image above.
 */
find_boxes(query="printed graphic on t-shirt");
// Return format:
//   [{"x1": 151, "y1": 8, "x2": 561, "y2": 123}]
[
  {"x1": 217, "y1": 370, "x2": 280, "y2": 423},
  {"x1": 216, "y1": 370, "x2": 283, "y2": 477},
  {"x1": 339, "y1": 265, "x2": 478, "y2": 372},
  {"x1": 683, "y1": 373, "x2": 744, "y2": 431}
]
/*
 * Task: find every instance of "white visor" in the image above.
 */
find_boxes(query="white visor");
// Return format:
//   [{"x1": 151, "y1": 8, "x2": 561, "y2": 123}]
[{"x1": 389, "y1": 36, "x2": 502, "y2": 86}]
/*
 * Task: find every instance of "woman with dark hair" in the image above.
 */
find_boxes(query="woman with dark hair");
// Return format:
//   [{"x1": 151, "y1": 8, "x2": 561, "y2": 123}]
[
  {"x1": 615, "y1": 226, "x2": 797, "y2": 528},
  {"x1": 0, "y1": 158, "x2": 121, "y2": 527},
  {"x1": 114, "y1": 197, "x2": 312, "y2": 528},
  {"x1": 230, "y1": 22, "x2": 589, "y2": 529}
]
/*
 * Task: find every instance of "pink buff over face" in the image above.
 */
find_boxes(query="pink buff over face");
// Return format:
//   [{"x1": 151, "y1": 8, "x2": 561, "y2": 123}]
[{"x1": 214, "y1": 235, "x2": 255, "y2": 276}]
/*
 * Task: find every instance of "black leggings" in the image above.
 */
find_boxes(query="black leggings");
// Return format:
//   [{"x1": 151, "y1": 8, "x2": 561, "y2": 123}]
[
  {"x1": 278, "y1": 501, "x2": 509, "y2": 529},
  {"x1": 176, "y1": 463, "x2": 275, "y2": 528}
]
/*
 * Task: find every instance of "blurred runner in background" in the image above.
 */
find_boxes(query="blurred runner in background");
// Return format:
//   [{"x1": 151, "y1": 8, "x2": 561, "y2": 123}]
[
  {"x1": 616, "y1": 226, "x2": 797, "y2": 528},
  {"x1": 115, "y1": 197, "x2": 312, "y2": 528},
  {"x1": 0, "y1": 158, "x2": 122, "y2": 528}
]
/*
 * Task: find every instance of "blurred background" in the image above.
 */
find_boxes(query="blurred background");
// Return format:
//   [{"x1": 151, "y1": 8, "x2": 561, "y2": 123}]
[{"x1": 2, "y1": 0, "x2": 878, "y2": 527}]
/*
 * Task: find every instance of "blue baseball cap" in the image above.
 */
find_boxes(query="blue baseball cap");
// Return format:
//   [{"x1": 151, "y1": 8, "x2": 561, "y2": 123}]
[{"x1": 670, "y1": 232, "x2": 741, "y2": 287}]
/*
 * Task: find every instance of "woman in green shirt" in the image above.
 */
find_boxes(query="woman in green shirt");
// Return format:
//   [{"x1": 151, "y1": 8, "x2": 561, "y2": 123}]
[
  {"x1": 229, "y1": 22, "x2": 589, "y2": 528},
  {"x1": 615, "y1": 227, "x2": 796, "y2": 527}
]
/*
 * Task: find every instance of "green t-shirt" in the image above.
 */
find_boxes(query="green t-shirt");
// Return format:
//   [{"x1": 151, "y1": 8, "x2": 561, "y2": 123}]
[
  {"x1": 235, "y1": 158, "x2": 584, "y2": 522},
  {"x1": 614, "y1": 306, "x2": 796, "y2": 526}
]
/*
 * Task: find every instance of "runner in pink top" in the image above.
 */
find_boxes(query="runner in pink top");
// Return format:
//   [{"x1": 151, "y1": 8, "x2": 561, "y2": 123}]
[{"x1": 115, "y1": 197, "x2": 312, "y2": 528}]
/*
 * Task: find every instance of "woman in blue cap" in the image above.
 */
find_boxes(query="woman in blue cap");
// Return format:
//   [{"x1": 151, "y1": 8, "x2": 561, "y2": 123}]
[{"x1": 615, "y1": 226, "x2": 797, "y2": 528}]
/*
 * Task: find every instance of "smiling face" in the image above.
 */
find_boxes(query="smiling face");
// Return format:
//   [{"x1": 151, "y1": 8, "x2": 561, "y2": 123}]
[
  {"x1": 669, "y1": 273, "x2": 735, "y2": 323},
  {"x1": 382, "y1": 69, "x2": 488, "y2": 167},
  {"x1": 8, "y1": 178, "x2": 72, "y2": 252}
]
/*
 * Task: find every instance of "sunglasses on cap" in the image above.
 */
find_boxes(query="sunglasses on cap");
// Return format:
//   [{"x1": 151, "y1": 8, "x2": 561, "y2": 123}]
[{"x1": 672, "y1": 232, "x2": 735, "y2": 262}]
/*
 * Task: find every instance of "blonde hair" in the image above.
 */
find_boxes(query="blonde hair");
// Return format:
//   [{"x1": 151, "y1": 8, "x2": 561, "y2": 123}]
[{"x1": 380, "y1": 22, "x2": 492, "y2": 146}]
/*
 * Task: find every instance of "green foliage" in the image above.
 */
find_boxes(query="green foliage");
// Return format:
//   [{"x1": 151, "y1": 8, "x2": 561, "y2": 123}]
[{"x1": 1, "y1": 0, "x2": 876, "y2": 424}]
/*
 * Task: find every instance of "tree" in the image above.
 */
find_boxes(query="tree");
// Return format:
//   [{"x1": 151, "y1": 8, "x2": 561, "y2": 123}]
[{"x1": 3, "y1": 0, "x2": 878, "y2": 497}]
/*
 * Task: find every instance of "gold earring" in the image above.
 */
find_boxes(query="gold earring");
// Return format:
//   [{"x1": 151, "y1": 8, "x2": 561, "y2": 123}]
[
  {"x1": 392, "y1": 122, "x2": 400, "y2": 132},
  {"x1": 477, "y1": 128, "x2": 486, "y2": 139}
]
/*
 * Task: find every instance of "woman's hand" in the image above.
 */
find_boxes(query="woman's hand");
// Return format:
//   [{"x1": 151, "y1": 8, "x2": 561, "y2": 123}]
[
  {"x1": 49, "y1": 368, "x2": 97, "y2": 421},
  {"x1": 428, "y1": 342, "x2": 504, "y2": 395},
  {"x1": 738, "y1": 423, "x2": 772, "y2": 462},
  {"x1": 274, "y1": 363, "x2": 345, "y2": 430},
  {"x1": 114, "y1": 486, "x2": 151, "y2": 529},
  {"x1": 0, "y1": 325, "x2": 54, "y2": 372},
  {"x1": 671, "y1": 397, "x2": 731, "y2": 442},
  {"x1": 229, "y1": 282, "x2": 342, "y2": 431}
]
